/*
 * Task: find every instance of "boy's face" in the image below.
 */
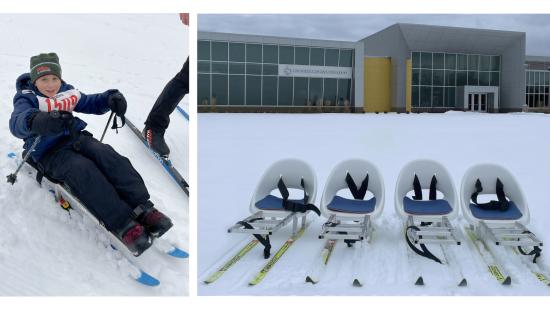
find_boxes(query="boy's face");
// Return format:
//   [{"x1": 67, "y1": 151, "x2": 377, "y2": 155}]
[{"x1": 35, "y1": 74, "x2": 61, "y2": 98}]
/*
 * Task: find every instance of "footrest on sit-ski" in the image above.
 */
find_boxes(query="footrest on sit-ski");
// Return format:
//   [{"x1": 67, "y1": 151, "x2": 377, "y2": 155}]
[
  {"x1": 227, "y1": 211, "x2": 297, "y2": 235},
  {"x1": 406, "y1": 216, "x2": 461, "y2": 245},
  {"x1": 479, "y1": 221, "x2": 543, "y2": 247},
  {"x1": 319, "y1": 214, "x2": 372, "y2": 241}
]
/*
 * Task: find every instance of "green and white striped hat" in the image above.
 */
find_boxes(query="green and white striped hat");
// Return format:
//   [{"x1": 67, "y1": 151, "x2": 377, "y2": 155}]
[{"x1": 30, "y1": 52, "x2": 62, "y2": 84}]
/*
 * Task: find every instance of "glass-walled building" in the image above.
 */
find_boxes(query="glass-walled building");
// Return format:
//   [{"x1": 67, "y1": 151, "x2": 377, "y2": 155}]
[
  {"x1": 198, "y1": 32, "x2": 355, "y2": 110},
  {"x1": 411, "y1": 52, "x2": 500, "y2": 109},
  {"x1": 199, "y1": 23, "x2": 550, "y2": 114}
]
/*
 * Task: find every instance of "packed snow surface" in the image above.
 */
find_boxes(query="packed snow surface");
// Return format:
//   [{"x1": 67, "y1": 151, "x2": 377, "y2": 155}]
[
  {"x1": 199, "y1": 112, "x2": 550, "y2": 295},
  {"x1": 0, "y1": 14, "x2": 189, "y2": 296}
]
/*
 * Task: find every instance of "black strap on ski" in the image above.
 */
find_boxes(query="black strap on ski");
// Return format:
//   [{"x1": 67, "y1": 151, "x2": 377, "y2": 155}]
[
  {"x1": 471, "y1": 178, "x2": 509, "y2": 211},
  {"x1": 517, "y1": 230, "x2": 542, "y2": 263},
  {"x1": 237, "y1": 220, "x2": 271, "y2": 259},
  {"x1": 345, "y1": 172, "x2": 369, "y2": 200},
  {"x1": 277, "y1": 177, "x2": 320, "y2": 216},
  {"x1": 405, "y1": 225, "x2": 442, "y2": 264}
]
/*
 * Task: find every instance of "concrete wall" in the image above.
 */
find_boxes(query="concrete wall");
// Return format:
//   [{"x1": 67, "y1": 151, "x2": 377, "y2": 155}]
[{"x1": 500, "y1": 35, "x2": 526, "y2": 112}]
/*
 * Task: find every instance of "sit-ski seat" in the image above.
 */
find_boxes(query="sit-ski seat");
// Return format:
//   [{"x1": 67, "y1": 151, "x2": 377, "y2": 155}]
[
  {"x1": 318, "y1": 159, "x2": 384, "y2": 242},
  {"x1": 321, "y1": 159, "x2": 384, "y2": 218},
  {"x1": 395, "y1": 159, "x2": 458, "y2": 220},
  {"x1": 460, "y1": 163, "x2": 528, "y2": 225}
]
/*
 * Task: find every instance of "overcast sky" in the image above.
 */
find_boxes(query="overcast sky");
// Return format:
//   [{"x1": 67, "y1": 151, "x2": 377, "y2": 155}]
[{"x1": 198, "y1": 14, "x2": 550, "y2": 56}]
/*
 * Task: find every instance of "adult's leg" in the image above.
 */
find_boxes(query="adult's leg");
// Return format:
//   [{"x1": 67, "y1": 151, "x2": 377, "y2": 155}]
[
  {"x1": 145, "y1": 57, "x2": 189, "y2": 131},
  {"x1": 75, "y1": 133, "x2": 150, "y2": 208},
  {"x1": 40, "y1": 146, "x2": 133, "y2": 232}
]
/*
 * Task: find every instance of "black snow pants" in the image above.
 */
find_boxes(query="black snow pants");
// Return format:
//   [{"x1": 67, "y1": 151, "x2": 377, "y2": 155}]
[
  {"x1": 39, "y1": 132, "x2": 150, "y2": 232},
  {"x1": 144, "y1": 57, "x2": 189, "y2": 132}
]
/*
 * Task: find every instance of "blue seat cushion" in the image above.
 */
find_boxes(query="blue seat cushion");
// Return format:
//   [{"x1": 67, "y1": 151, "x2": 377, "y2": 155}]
[
  {"x1": 255, "y1": 195, "x2": 304, "y2": 211},
  {"x1": 469, "y1": 201, "x2": 523, "y2": 220},
  {"x1": 403, "y1": 197, "x2": 452, "y2": 215},
  {"x1": 327, "y1": 196, "x2": 377, "y2": 214}
]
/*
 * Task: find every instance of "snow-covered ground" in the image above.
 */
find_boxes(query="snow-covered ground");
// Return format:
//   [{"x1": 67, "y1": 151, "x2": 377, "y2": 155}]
[
  {"x1": 198, "y1": 112, "x2": 550, "y2": 295},
  {"x1": 0, "y1": 14, "x2": 189, "y2": 295}
]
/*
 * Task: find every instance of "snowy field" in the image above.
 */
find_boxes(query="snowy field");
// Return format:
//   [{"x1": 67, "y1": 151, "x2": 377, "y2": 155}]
[
  {"x1": 198, "y1": 112, "x2": 550, "y2": 296},
  {"x1": 0, "y1": 14, "x2": 189, "y2": 295}
]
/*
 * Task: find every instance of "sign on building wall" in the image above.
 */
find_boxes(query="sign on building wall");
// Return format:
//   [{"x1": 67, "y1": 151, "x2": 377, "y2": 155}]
[{"x1": 278, "y1": 64, "x2": 353, "y2": 79}]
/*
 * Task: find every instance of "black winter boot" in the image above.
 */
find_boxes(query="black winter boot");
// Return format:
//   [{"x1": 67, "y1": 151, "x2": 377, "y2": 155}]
[
  {"x1": 114, "y1": 219, "x2": 153, "y2": 256},
  {"x1": 134, "y1": 201, "x2": 174, "y2": 238},
  {"x1": 143, "y1": 126, "x2": 170, "y2": 157}
]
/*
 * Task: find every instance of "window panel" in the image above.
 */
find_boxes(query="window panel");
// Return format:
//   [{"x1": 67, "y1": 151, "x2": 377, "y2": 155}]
[
  {"x1": 310, "y1": 48, "x2": 324, "y2": 66},
  {"x1": 279, "y1": 46, "x2": 294, "y2": 64},
  {"x1": 228, "y1": 75, "x2": 244, "y2": 105},
  {"x1": 421, "y1": 69, "x2": 432, "y2": 85},
  {"x1": 480, "y1": 55, "x2": 491, "y2": 71},
  {"x1": 211, "y1": 41, "x2": 228, "y2": 61},
  {"x1": 445, "y1": 87, "x2": 455, "y2": 107},
  {"x1": 309, "y1": 78, "x2": 323, "y2": 106},
  {"x1": 412, "y1": 86, "x2": 420, "y2": 107},
  {"x1": 278, "y1": 77, "x2": 293, "y2": 105},
  {"x1": 211, "y1": 62, "x2": 228, "y2": 74},
  {"x1": 445, "y1": 70, "x2": 455, "y2": 86},
  {"x1": 412, "y1": 69, "x2": 420, "y2": 85},
  {"x1": 263, "y1": 44, "x2": 278, "y2": 64},
  {"x1": 295, "y1": 47, "x2": 309, "y2": 65},
  {"x1": 468, "y1": 71, "x2": 479, "y2": 86},
  {"x1": 246, "y1": 44, "x2": 262, "y2": 63},
  {"x1": 229, "y1": 43, "x2": 245, "y2": 62},
  {"x1": 198, "y1": 40, "x2": 211, "y2": 61},
  {"x1": 245, "y1": 75, "x2": 261, "y2": 105},
  {"x1": 421, "y1": 52, "x2": 432, "y2": 69},
  {"x1": 229, "y1": 62, "x2": 245, "y2": 74},
  {"x1": 433, "y1": 70, "x2": 444, "y2": 86},
  {"x1": 246, "y1": 63, "x2": 261, "y2": 75},
  {"x1": 325, "y1": 49, "x2": 339, "y2": 66},
  {"x1": 338, "y1": 79, "x2": 352, "y2": 103},
  {"x1": 491, "y1": 56, "x2": 500, "y2": 71},
  {"x1": 198, "y1": 74, "x2": 210, "y2": 105},
  {"x1": 479, "y1": 71, "x2": 490, "y2": 86},
  {"x1": 432, "y1": 87, "x2": 444, "y2": 107},
  {"x1": 490, "y1": 72, "x2": 500, "y2": 86},
  {"x1": 262, "y1": 64, "x2": 278, "y2": 75},
  {"x1": 420, "y1": 86, "x2": 431, "y2": 107},
  {"x1": 433, "y1": 53, "x2": 444, "y2": 70},
  {"x1": 262, "y1": 76, "x2": 277, "y2": 106},
  {"x1": 412, "y1": 52, "x2": 421, "y2": 68},
  {"x1": 445, "y1": 54, "x2": 456, "y2": 70},
  {"x1": 293, "y1": 77, "x2": 309, "y2": 106},
  {"x1": 468, "y1": 55, "x2": 479, "y2": 71},
  {"x1": 457, "y1": 54, "x2": 468, "y2": 70},
  {"x1": 339, "y1": 50, "x2": 353, "y2": 67},
  {"x1": 211, "y1": 74, "x2": 228, "y2": 105},
  {"x1": 457, "y1": 71, "x2": 467, "y2": 86},
  {"x1": 323, "y1": 78, "x2": 338, "y2": 106},
  {"x1": 198, "y1": 61, "x2": 210, "y2": 73}
]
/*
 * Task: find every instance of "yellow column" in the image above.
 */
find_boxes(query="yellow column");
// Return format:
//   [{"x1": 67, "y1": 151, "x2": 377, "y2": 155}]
[{"x1": 363, "y1": 57, "x2": 391, "y2": 113}]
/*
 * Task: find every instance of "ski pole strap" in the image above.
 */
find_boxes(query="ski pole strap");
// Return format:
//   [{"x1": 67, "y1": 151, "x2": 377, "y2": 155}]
[
  {"x1": 471, "y1": 178, "x2": 509, "y2": 211},
  {"x1": 237, "y1": 221, "x2": 271, "y2": 259},
  {"x1": 110, "y1": 115, "x2": 126, "y2": 134},
  {"x1": 345, "y1": 172, "x2": 369, "y2": 200},
  {"x1": 277, "y1": 177, "x2": 320, "y2": 216},
  {"x1": 518, "y1": 231, "x2": 542, "y2": 263},
  {"x1": 405, "y1": 225, "x2": 442, "y2": 264}
]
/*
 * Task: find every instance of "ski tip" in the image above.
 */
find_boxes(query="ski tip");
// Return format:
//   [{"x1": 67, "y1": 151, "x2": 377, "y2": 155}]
[
  {"x1": 458, "y1": 278, "x2": 467, "y2": 287},
  {"x1": 305, "y1": 276, "x2": 317, "y2": 284},
  {"x1": 415, "y1": 276, "x2": 424, "y2": 286},
  {"x1": 502, "y1": 276, "x2": 512, "y2": 285},
  {"x1": 135, "y1": 271, "x2": 160, "y2": 286},
  {"x1": 168, "y1": 247, "x2": 189, "y2": 259},
  {"x1": 7, "y1": 152, "x2": 16, "y2": 159},
  {"x1": 352, "y1": 279, "x2": 362, "y2": 287}
]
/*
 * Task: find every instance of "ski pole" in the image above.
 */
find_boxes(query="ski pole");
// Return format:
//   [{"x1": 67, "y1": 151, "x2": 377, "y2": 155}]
[
  {"x1": 6, "y1": 136, "x2": 42, "y2": 185},
  {"x1": 100, "y1": 111, "x2": 114, "y2": 143}
]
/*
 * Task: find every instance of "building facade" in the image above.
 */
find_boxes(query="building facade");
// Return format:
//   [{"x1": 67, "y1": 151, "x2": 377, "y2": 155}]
[{"x1": 198, "y1": 23, "x2": 550, "y2": 113}]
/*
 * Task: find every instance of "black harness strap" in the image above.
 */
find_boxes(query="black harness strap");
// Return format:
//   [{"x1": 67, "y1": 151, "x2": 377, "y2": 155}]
[
  {"x1": 412, "y1": 174, "x2": 438, "y2": 201},
  {"x1": 471, "y1": 178, "x2": 509, "y2": 211},
  {"x1": 277, "y1": 177, "x2": 320, "y2": 216},
  {"x1": 429, "y1": 175, "x2": 437, "y2": 200},
  {"x1": 237, "y1": 220, "x2": 271, "y2": 259},
  {"x1": 413, "y1": 174, "x2": 422, "y2": 200},
  {"x1": 345, "y1": 172, "x2": 369, "y2": 200},
  {"x1": 405, "y1": 225, "x2": 442, "y2": 264},
  {"x1": 518, "y1": 230, "x2": 542, "y2": 263}
]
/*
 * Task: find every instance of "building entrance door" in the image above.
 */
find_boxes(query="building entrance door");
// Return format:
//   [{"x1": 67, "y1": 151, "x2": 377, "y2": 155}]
[{"x1": 468, "y1": 93, "x2": 488, "y2": 112}]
